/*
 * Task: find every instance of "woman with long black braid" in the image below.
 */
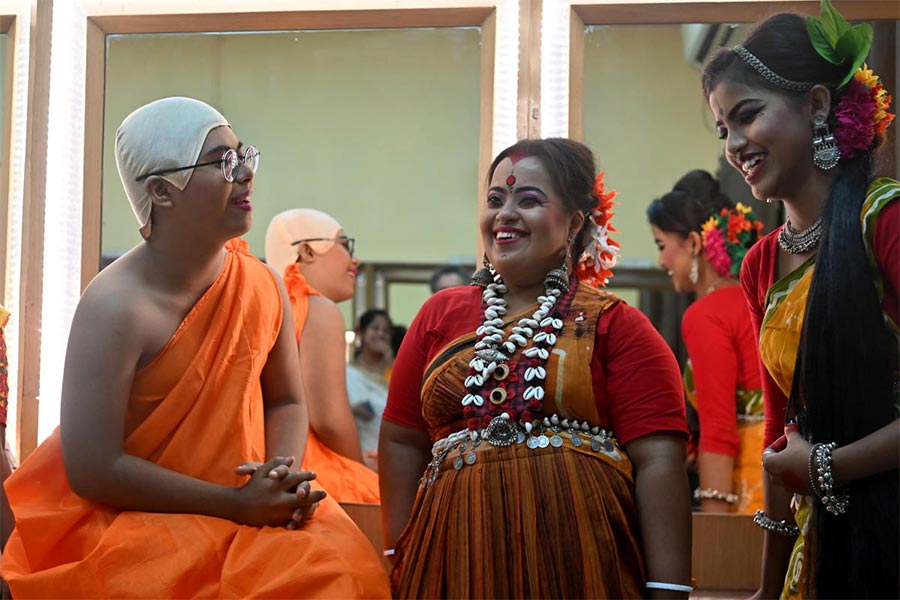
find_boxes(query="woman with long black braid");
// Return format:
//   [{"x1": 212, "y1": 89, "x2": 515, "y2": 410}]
[{"x1": 703, "y1": 1, "x2": 898, "y2": 596}]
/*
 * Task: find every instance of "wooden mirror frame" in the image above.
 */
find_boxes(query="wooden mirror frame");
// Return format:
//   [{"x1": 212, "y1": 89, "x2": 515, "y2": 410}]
[
  {"x1": 81, "y1": 4, "x2": 501, "y2": 289},
  {"x1": 1, "y1": 10, "x2": 21, "y2": 307},
  {"x1": 568, "y1": 0, "x2": 899, "y2": 155}
]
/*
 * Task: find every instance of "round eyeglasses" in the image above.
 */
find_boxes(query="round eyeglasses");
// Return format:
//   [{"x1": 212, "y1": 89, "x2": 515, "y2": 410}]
[
  {"x1": 135, "y1": 145, "x2": 260, "y2": 183},
  {"x1": 291, "y1": 237, "x2": 355, "y2": 259}
]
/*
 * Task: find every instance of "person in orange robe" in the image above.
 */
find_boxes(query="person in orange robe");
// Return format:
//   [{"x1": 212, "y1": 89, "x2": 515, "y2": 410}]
[
  {"x1": 266, "y1": 209, "x2": 380, "y2": 503},
  {"x1": 0, "y1": 97, "x2": 390, "y2": 598}
]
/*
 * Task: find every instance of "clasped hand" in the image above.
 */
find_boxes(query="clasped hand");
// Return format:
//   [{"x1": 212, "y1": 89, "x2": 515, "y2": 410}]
[
  {"x1": 762, "y1": 424, "x2": 814, "y2": 495},
  {"x1": 233, "y1": 456, "x2": 326, "y2": 529}
]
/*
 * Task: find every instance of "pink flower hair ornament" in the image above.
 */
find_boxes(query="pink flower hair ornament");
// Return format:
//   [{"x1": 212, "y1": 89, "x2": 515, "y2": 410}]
[
  {"x1": 575, "y1": 172, "x2": 620, "y2": 288},
  {"x1": 701, "y1": 203, "x2": 764, "y2": 278},
  {"x1": 833, "y1": 66, "x2": 895, "y2": 160}
]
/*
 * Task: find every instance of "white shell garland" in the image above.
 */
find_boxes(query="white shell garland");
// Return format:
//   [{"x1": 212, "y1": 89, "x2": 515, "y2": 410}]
[{"x1": 463, "y1": 280, "x2": 565, "y2": 428}]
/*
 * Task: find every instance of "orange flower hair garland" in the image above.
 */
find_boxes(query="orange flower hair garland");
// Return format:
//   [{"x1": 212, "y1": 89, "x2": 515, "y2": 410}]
[
  {"x1": 576, "y1": 172, "x2": 620, "y2": 288},
  {"x1": 701, "y1": 202, "x2": 764, "y2": 278}
]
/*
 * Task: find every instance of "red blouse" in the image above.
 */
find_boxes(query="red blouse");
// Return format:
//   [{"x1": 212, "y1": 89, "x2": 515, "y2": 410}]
[
  {"x1": 681, "y1": 285, "x2": 761, "y2": 457},
  {"x1": 383, "y1": 285, "x2": 687, "y2": 446},
  {"x1": 741, "y1": 200, "x2": 899, "y2": 448}
]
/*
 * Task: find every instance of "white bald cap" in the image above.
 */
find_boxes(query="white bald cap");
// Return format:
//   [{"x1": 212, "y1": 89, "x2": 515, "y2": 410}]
[
  {"x1": 115, "y1": 96, "x2": 230, "y2": 239},
  {"x1": 265, "y1": 209, "x2": 343, "y2": 277}
]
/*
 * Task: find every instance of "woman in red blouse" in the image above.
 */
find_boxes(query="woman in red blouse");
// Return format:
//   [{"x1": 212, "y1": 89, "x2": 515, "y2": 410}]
[
  {"x1": 648, "y1": 170, "x2": 765, "y2": 513},
  {"x1": 379, "y1": 138, "x2": 692, "y2": 598}
]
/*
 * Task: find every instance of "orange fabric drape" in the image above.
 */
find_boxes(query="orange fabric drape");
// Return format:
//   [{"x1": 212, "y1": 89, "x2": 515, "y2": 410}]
[
  {"x1": 282, "y1": 263, "x2": 380, "y2": 503},
  {"x1": 0, "y1": 241, "x2": 390, "y2": 599}
]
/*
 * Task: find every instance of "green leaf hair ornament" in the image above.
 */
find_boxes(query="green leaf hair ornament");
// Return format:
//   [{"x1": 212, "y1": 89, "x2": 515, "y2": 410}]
[{"x1": 806, "y1": 0, "x2": 872, "y2": 89}]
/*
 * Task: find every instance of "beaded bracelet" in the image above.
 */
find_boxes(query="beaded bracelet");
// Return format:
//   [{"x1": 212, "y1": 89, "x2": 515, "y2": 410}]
[
  {"x1": 753, "y1": 510, "x2": 800, "y2": 537},
  {"x1": 646, "y1": 581, "x2": 694, "y2": 593},
  {"x1": 808, "y1": 442, "x2": 825, "y2": 499},
  {"x1": 693, "y1": 487, "x2": 739, "y2": 504},
  {"x1": 813, "y1": 442, "x2": 850, "y2": 515}
]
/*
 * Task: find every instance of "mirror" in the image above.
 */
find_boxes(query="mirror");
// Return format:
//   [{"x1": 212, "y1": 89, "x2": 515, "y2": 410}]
[{"x1": 100, "y1": 27, "x2": 486, "y2": 328}]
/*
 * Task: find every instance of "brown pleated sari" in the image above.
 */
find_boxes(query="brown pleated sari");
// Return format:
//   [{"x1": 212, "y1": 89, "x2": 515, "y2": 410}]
[{"x1": 392, "y1": 285, "x2": 645, "y2": 599}]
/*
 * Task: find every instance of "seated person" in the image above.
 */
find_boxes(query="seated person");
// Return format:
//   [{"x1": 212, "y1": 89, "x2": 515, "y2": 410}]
[
  {"x1": 0, "y1": 97, "x2": 390, "y2": 598},
  {"x1": 266, "y1": 209, "x2": 380, "y2": 503},
  {"x1": 347, "y1": 310, "x2": 394, "y2": 465}
]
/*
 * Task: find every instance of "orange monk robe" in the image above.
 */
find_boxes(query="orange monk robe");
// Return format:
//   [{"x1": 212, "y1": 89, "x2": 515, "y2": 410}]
[
  {"x1": 0, "y1": 240, "x2": 390, "y2": 599},
  {"x1": 282, "y1": 263, "x2": 380, "y2": 504}
]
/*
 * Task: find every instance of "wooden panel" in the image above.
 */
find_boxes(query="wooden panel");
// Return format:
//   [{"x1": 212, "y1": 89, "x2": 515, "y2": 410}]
[
  {"x1": 573, "y1": 1, "x2": 899, "y2": 25},
  {"x1": 339, "y1": 502, "x2": 390, "y2": 573},
  {"x1": 17, "y1": 0, "x2": 54, "y2": 460},
  {"x1": 81, "y1": 19, "x2": 105, "y2": 290},
  {"x1": 568, "y1": 10, "x2": 585, "y2": 141},
  {"x1": 692, "y1": 512, "x2": 764, "y2": 592},
  {"x1": 476, "y1": 9, "x2": 496, "y2": 259},
  {"x1": 0, "y1": 17, "x2": 15, "y2": 304},
  {"x1": 89, "y1": 7, "x2": 494, "y2": 35},
  {"x1": 517, "y1": 0, "x2": 542, "y2": 140}
]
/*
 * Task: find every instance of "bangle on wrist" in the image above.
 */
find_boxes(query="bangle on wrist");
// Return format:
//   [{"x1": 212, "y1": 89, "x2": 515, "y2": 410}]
[
  {"x1": 693, "y1": 487, "x2": 739, "y2": 504},
  {"x1": 646, "y1": 581, "x2": 693, "y2": 593},
  {"x1": 753, "y1": 509, "x2": 800, "y2": 537},
  {"x1": 813, "y1": 442, "x2": 850, "y2": 515},
  {"x1": 383, "y1": 548, "x2": 395, "y2": 557}
]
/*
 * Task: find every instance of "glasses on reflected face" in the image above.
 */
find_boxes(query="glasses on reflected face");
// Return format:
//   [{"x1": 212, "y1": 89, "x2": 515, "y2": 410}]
[
  {"x1": 135, "y1": 145, "x2": 260, "y2": 183},
  {"x1": 291, "y1": 237, "x2": 355, "y2": 258}
]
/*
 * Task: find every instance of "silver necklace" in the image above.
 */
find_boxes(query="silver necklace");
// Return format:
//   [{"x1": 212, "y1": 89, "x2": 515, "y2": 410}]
[{"x1": 778, "y1": 215, "x2": 823, "y2": 254}]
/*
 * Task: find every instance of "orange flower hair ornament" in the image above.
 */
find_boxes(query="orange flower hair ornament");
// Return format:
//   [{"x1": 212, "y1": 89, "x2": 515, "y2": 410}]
[{"x1": 575, "y1": 172, "x2": 620, "y2": 288}]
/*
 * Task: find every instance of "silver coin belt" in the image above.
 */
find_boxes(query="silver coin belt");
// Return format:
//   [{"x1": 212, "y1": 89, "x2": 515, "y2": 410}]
[{"x1": 421, "y1": 414, "x2": 617, "y2": 488}]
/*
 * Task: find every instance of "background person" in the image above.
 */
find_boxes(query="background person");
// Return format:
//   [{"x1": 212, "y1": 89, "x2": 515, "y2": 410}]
[
  {"x1": 647, "y1": 169, "x2": 765, "y2": 513},
  {"x1": 265, "y1": 208, "x2": 380, "y2": 503},
  {"x1": 428, "y1": 264, "x2": 470, "y2": 294},
  {"x1": 347, "y1": 309, "x2": 394, "y2": 468}
]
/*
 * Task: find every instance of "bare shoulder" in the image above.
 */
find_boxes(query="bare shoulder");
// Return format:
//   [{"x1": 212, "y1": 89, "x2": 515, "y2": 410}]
[
  {"x1": 77, "y1": 254, "x2": 150, "y2": 335},
  {"x1": 72, "y1": 249, "x2": 161, "y2": 364},
  {"x1": 305, "y1": 295, "x2": 346, "y2": 334}
]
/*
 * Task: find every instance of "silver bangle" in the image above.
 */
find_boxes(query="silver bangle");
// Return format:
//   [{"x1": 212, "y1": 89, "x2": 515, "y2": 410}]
[
  {"x1": 693, "y1": 487, "x2": 739, "y2": 504},
  {"x1": 646, "y1": 581, "x2": 694, "y2": 593},
  {"x1": 753, "y1": 510, "x2": 800, "y2": 537},
  {"x1": 383, "y1": 548, "x2": 395, "y2": 557},
  {"x1": 814, "y1": 442, "x2": 850, "y2": 515}
]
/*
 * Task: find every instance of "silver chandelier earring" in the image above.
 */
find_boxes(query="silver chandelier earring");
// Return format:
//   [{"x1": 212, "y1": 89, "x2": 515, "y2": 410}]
[
  {"x1": 471, "y1": 253, "x2": 495, "y2": 288},
  {"x1": 812, "y1": 115, "x2": 840, "y2": 170},
  {"x1": 544, "y1": 235, "x2": 574, "y2": 292},
  {"x1": 689, "y1": 255, "x2": 699, "y2": 285}
]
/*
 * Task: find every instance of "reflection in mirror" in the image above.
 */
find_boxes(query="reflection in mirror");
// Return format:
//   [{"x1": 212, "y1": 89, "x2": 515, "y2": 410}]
[{"x1": 101, "y1": 28, "x2": 482, "y2": 327}]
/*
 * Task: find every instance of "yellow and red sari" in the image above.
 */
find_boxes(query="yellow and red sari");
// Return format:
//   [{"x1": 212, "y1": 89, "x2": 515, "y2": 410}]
[{"x1": 751, "y1": 179, "x2": 899, "y2": 599}]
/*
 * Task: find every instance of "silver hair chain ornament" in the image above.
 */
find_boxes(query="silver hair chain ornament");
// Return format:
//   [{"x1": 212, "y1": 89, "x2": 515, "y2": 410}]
[
  {"x1": 778, "y1": 215, "x2": 823, "y2": 254},
  {"x1": 812, "y1": 115, "x2": 841, "y2": 170},
  {"x1": 732, "y1": 45, "x2": 816, "y2": 93}
]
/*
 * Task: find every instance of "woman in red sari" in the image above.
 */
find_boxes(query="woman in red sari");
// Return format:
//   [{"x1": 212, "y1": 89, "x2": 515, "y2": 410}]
[
  {"x1": 380, "y1": 138, "x2": 692, "y2": 598},
  {"x1": 647, "y1": 170, "x2": 765, "y2": 514}
]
